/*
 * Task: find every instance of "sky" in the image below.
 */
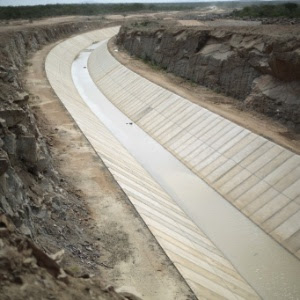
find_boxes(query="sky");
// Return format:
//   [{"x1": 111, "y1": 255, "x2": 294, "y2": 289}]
[{"x1": 0, "y1": 0, "x2": 281, "y2": 6}]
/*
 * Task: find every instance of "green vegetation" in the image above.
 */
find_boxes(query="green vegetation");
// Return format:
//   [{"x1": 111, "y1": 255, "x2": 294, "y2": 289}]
[
  {"x1": 0, "y1": 3, "x2": 198, "y2": 20},
  {"x1": 232, "y1": 2, "x2": 300, "y2": 18},
  {"x1": 1, "y1": 1, "x2": 299, "y2": 21}
]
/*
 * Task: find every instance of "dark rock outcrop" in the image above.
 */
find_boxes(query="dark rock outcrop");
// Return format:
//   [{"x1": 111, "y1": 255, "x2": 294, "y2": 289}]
[
  {"x1": 116, "y1": 24, "x2": 300, "y2": 131},
  {"x1": 0, "y1": 20, "x2": 131, "y2": 300},
  {"x1": 0, "y1": 20, "x2": 117, "y2": 238}
]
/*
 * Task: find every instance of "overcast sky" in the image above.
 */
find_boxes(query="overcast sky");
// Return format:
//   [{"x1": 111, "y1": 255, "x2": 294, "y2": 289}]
[{"x1": 0, "y1": 0, "x2": 282, "y2": 6}]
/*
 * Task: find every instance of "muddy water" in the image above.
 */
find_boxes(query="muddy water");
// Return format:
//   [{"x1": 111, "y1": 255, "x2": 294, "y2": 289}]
[{"x1": 71, "y1": 40, "x2": 300, "y2": 299}]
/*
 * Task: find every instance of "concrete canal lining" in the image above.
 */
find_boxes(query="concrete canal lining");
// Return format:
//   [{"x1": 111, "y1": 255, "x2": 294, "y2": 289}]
[
  {"x1": 46, "y1": 27, "x2": 300, "y2": 299},
  {"x1": 89, "y1": 37, "x2": 300, "y2": 261}
]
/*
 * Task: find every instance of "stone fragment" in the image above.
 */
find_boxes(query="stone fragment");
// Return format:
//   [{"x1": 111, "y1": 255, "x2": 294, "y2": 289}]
[
  {"x1": 0, "y1": 214, "x2": 15, "y2": 232},
  {"x1": 0, "y1": 65, "x2": 8, "y2": 80},
  {"x1": 17, "y1": 135, "x2": 37, "y2": 163},
  {"x1": 3, "y1": 132, "x2": 16, "y2": 155},
  {"x1": 0, "y1": 157, "x2": 9, "y2": 176},
  {"x1": 49, "y1": 249, "x2": 65, "y2": 263},
  {"x1": 0, "y1": 65, "x2": 6, "y2": 72},
  {"x1": 1, "y1": 69, "x2": 15, "y2": 83},
  {"x1": 14, "y1": 92, "x2": 29, "y2": 105},
  {"x1": 14, "y1": 124, "x2": 28, "y2": 136},
  {"x1": 0, "y1": 118, "x2": 7, "y2": 129},
  {"x1": 36, "y1": 153, "x2": 49, "y2": 173},
  {"x1": 0, "y1": 196, "x2": 13, "y2": 216},
  {"x1": 0, "y1": 108, "x2": 26, "y2": 127},
  {"x1": 20, "y1": 224, "x2": 32, "y2": 237},
  {"x1": 27, "y1": 239, "x2": 68, "y2": 282}
]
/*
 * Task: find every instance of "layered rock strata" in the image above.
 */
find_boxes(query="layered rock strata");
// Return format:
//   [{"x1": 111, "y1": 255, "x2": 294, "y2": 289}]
[
  {"x1": 116, "y1": 24, "x2": 300, "y2": 131},
  {"x1": 0, "y1": 20, "x2": 130, "y2": 299}
]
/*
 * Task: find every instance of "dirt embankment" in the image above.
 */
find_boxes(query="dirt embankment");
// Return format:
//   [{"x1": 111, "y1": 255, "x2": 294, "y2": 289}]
[
  {"x1": 116, "y1": 24, "x2": 300, "y2": 132},
  {"x1": 0, "y1": 19, "x2": 131, "y2": 300}
]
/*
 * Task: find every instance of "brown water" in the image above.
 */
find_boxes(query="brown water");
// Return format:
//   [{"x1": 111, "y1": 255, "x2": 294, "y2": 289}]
[{"x1": 71, "y1": 41, "x2": 300, "y2": 299}]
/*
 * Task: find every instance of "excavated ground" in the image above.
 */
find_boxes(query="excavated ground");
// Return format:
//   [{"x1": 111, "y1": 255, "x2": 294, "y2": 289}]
[
  {"x1": 114, "y1": 21, "x2": 300, "y2": 150},
  {"x1": 109, "y1": 36, "x2": 300, "y2": 154},
  {"x1": 1, "y1": 11, "x2": 299, "y2": 300},
  {"x1": 0, "y1": 17, "x2": 195, "y2": 300}
]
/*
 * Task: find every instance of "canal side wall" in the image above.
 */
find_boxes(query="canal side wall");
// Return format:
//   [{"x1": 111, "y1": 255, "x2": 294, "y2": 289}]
[
  {"x1": 88, "y1": 40, "x2": 300, "y2": 260},
  {"x1": 46, "y1": 27, "x2": 259, "y2": 300}
]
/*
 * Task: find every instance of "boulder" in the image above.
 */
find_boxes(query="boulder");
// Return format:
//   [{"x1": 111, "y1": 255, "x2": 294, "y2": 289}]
[
  {"x1": 13, "y1": 92, "x2": 30, "y2": 105},
  {"x1": 0, "y1": 118, "x2": 7, "y2": 135},
  {"x1": 0, "y1": 157, "x2": 9, "y2": 176},
  {"x1": 0, "y1": 196, "x2": 13, "y2": 216},
  {"x1": 17, "y1": 135, "x2": 37, "y2": 163},
  {"x1": 0, "y1": 108, "x2": 26, "y2": 128},
  {"x1": 3, "y1": 132, "x2": 16, "y2": 156}
]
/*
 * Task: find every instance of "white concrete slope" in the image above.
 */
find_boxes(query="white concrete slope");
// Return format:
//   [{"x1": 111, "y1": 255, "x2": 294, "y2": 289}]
[
  {"x1": 45, "y1": 28, "x2": 262, "y2": 299},
  {"x1": 76, "y1": 41, "x2": 300, "y2": 300},
  {"x1": 46, "y1": 28, "x2": 260, "y2": 299},
  {"x1": 88, "y1": 41, "x2": 300, "y2": 260}
]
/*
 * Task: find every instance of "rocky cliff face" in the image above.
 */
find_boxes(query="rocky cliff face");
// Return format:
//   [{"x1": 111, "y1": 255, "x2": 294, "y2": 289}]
[
  {"x1": 0, "y1": 22, "x2": 103, "y2": 238},
  {"x1": 116, "y1": 24, "x2": 300, "y2": 131},
  {"x1": 0, "y1": 21, "x2": 128, "y2": 299},
  {"x1": 0, "y1": 20, "x2": 124, "y2": 239}
]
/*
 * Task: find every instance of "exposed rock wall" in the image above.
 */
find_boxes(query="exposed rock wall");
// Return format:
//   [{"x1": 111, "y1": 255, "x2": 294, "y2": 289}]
[
  {"x1": 116, "y1": 25, "x2": 300, "y2": 131},
  {"x1": 0, "y1": 21, "x2": 128, "y2": 299},
  {"x1": 0, "y1": 21, "x2": 112, "y2": 239}
]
